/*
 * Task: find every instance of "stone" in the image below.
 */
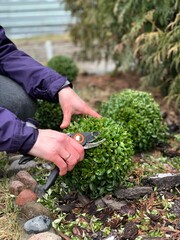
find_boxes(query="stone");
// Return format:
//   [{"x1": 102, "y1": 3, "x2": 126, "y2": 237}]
[
  {"x1": 28, "y1": 232, "x2": 62, "y2": 240},
  {"x1": 18, "y1": 201, "x2": 53, "y2": 221},
  {"x1": 171, "y1": 199, "x2": 180, "y2": 218},
  {"x1": 114, "y1": 186, "x2": 153, "y2": 200},
  {"x1": 7, "y1": 159, "x2": 36, "y2": 177},
  {"x1": 16, "y1": 170, "x2": 37, "y2": 191},
  {"x1": 7, "y1": 154, "x2": 23, "y2": 164},
  {"x1": 142, "y1": 173, "x2": 180, "y2": 191},
  {"x1": 15, "y1": 189, "x2": 37, "y2": 206},
  {"x1": 95, "y1": 198, "x2": 106, "y2": 208},
  {"x1": 9, "y1": 180, "x2": 25, "y2": 196},
  {"x1": 123, "y1": 221, "x2": 138, "y2": 240},
  {"x1": 24, "y1": 215, "x2": 52, "y2": 234},
  {"x1": 102, "y1": 196, "x2": 127, "y2": 211}
]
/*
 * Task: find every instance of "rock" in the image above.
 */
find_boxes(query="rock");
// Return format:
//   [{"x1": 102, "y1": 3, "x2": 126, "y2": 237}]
[
  {"x1": 15, "y1": 189, "x2": 37, "y2": 206},
  {"x1": 102, "y1": 196, "x2": 127, "y2": 210},
  {"x1": 16, "y1": 170, "x2": 37, "y2": 191},
  {"x1": 7, "y1": 154, "x2": 23, "y2": 164},
  {"x1": 7, "y1": 159, "x2": 36, "y2": 177},
  {"x1": 18, "y1": 201, "x2": 53, "y2": 221},
  {"x1": 171, "y1": 199, "x2": 180, "y2": 218},
  {"x1": 9, "y1": 180, "x2": 25, "y2": 196},
  {"x1": 119, "y1": 204, "x2": 136, "y2": 216},
  {"x1": 28, "y1": 232, "x2": 62, "y2": 240},
  {"x1": 114, "y1": 186, "x2": 153, "y2": 200},
  {"x1": 142, "y1": 173, "x2": 180, "y2": 191},
  {"x1": 123, "y1": 221, "x2": 138, "y2": 240},
  {"x1": 24, "y1": 215, "x2": 52, "y2": 234},
  {"x1": 175, "y1": 219, "x2": 180, "y2": 230},
  {"x1": 95, "y1": 198, "x2": 106, "y2": 208},
  {"x1": 58, "y1": 203, "x2": 76, "y2": 213}
]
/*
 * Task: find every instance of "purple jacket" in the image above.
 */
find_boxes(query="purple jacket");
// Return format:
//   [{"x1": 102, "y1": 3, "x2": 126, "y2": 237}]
[{"x1": 0, "y1": 26, "x2": 68, "y2": 154}]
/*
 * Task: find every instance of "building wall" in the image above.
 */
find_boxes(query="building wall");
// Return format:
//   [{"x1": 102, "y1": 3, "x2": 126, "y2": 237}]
[{"x1": 0, "y1": 0, "x2": 74, "y2": 38}]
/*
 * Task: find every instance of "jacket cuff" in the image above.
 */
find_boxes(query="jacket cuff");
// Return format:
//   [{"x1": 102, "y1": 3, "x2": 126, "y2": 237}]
[
  {"x1": 51, "y1": 79, "x2": 73, "y2": 102},
  {"x1": 11, "y1": 120, "x2": 39, "y2": 154}
]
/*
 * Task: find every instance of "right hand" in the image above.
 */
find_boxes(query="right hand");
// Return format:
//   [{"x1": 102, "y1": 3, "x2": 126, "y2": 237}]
[{"x1": 28, "y1": 129, "x2": 84, "y2": 176}]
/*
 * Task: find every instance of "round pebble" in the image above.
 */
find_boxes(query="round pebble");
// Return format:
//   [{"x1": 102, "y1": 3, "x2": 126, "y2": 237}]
[{"x1": 24, "y1": 215, "x2": 52, "y2": 234}]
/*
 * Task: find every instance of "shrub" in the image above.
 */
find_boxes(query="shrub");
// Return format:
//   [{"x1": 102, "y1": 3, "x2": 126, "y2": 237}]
[
  {"x1": 47, "y1": 55, "x2": 78, "y2": 82},
  {"x1": 60, "y1": 116, "x2": 134, "y2": 199},
  {"x1": 64, "y1": 0, "x2": 180, "y2": 110},
  {"x1": 100, "y1": 89, "x2": 168, "y2": 152},
  {"x1": 35, "y1": 100, "x2": 63, "y2": 130}
]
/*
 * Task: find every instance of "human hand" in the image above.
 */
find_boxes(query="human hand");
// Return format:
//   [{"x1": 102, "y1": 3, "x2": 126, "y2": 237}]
[
  {"x1": 58, "y1": 86, "x2": 101, "y2": 129},
  {"x1": 28, "y1": 129, "x2": 84, "y2": 176}
]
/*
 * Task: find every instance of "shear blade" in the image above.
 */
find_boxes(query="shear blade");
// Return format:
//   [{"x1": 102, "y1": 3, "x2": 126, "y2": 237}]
[{"x1": 84, "y1": 138, "x2": 106, "y2": 149}]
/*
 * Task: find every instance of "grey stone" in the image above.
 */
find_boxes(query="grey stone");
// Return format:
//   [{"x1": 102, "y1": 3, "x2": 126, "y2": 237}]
[
  {"x1": 142, "y1": 173, "x2": 180, "y2": 191},
  {"x1": 171, "y1": 199, "x2": 180, "y2": 218},
  {"x1": 24, "y1": 215, "x2": 52, "y2": 234},
  {"x1": 102, "y1": 196, "x2": 127, "y2": 210},
  {"x1": 95, "y1": 198, "x2": 106, "y2": 208},
  {"x1": 123, "y1": 222, "x2": 138, "y2": 240},
  {"x1": 114, "y1": 186, "x2": 153, "y2": 200},
  {"x1": 7, "y1": 154, "x2": 23, "y2": 164},
  {"x1": 7, "y1": 159, "x2": 36, "y2": 177}
]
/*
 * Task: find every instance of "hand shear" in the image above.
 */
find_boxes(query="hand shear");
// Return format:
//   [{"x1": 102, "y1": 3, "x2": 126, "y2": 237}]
[{"x1": 19, "y1": 131, "x2": 105, "y2": 194}]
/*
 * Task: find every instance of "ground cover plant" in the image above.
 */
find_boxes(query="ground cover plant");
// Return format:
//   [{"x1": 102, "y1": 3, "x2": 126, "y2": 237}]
[{"x1": 100, "y1": 89, "x2": 168, "y2": 152}]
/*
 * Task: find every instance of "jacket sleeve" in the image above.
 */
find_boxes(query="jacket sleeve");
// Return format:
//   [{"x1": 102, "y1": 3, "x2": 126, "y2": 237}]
[
  {"x1": 0, "y1": 26, "x2": 68, "y2": 101},
  {"x1": 0, "y1": 107, "x2": 38, "y2": 154}
]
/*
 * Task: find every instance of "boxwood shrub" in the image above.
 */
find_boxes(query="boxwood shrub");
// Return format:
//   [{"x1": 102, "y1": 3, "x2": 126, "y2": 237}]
[
  {"x1": 47, "y1": 55, "x2": 78, "y2": 82},
  {"x1": 100, "y1": 89, "x2": 168, "y2": 152},
  {"x1": 60, "y1": 116, "x2": 134, "y2": 199},
  {"x1": 35, "y1": 100, "x2": 63, "y2": 130}
]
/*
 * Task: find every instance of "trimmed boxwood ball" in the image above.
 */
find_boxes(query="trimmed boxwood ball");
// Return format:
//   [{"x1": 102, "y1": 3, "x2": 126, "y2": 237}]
[
  {"x1": 47, "y1": 55, "x2": 79, "y2": 82},
  {"x1": 61, "y1": 116, "x2": 134, "y2": 199},
  {"x1": 99, "y1": 89, "x2": 168, "y2": 152}
]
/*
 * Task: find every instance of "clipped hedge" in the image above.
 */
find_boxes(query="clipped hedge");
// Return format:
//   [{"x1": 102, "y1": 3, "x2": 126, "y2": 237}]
[
  {"x1": 59, "y1": 116, "x2": 134, "y2": 199},
  {"x1": 47, "y1": 55, "x2": 78, "y2": 82},
  {"x1": 100, "y1": 89, "x2": 168, "y2": 152}
]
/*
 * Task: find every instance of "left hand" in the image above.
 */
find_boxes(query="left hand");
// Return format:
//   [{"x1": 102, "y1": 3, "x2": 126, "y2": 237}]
[{"x1": 58, "y1": 86, "x2": 101, "y2": 129}]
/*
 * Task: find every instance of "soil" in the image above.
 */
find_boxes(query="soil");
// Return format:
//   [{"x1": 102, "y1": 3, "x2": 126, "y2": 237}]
[{"x1": 74, "y1": 72, "x2": 179, "y2": 130}]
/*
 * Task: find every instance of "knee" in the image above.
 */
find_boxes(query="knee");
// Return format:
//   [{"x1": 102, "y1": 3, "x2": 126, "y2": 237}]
[{"x1": 0, "y1": 75, "x2": 37, "y2": 120}]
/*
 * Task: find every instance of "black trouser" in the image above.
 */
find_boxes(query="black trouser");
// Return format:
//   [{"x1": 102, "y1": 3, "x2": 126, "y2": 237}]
[{"x1": 0, "y1": 75, "x2": 37, "y2": 121}]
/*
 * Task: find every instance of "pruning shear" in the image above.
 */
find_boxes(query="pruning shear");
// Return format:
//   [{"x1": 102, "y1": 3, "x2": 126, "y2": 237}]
[{"x1": 19, "y1": 131, "x2": 105, "y2": 194}]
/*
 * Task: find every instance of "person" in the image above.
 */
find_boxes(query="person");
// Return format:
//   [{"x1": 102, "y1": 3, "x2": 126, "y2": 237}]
[{"x1": 0, "y1": 25, "x2": 101, "y2": 176}]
